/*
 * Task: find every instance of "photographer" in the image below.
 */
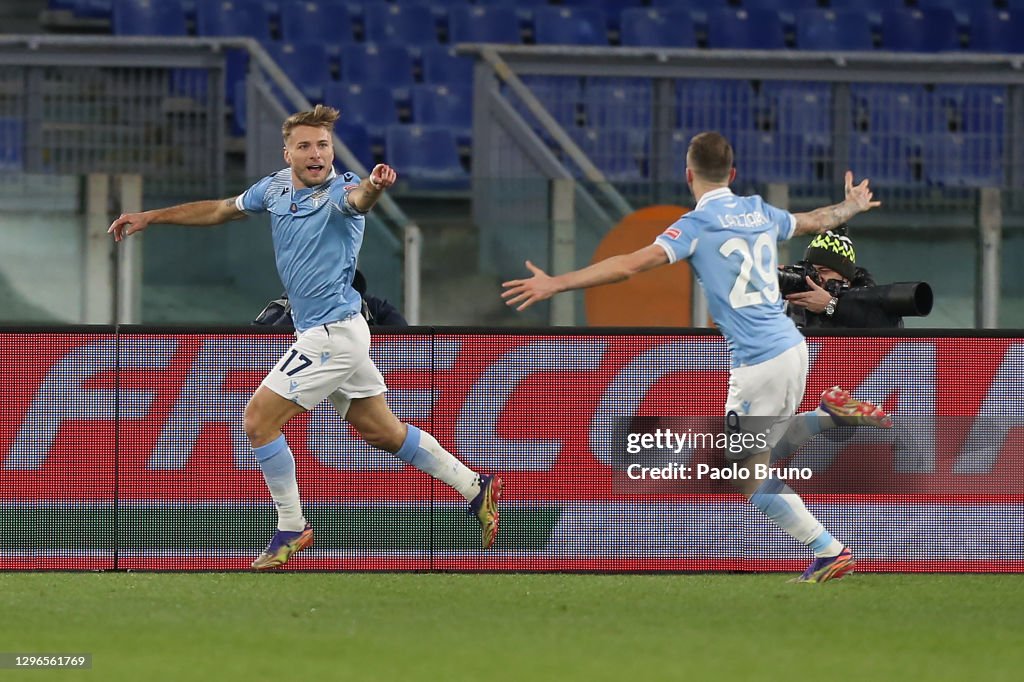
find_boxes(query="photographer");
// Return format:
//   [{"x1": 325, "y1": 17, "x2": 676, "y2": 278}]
[
  {"x1": 782, "y1": 226, "x2": 905, "y2": 329},
  {"x1": 254, "y1": 269, "x2": 408, "y2": 329}
]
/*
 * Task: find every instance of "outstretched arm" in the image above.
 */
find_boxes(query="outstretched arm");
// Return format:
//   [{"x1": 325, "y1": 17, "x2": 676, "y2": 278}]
[
  {"x1": 347, "y1": 164, "x2": 397, "y2": 214},
  {"x1": 502, "y1": 244, "x2": 669, "y2": 311},
  {"x1": 108, "y1": 197, "x2": 244, "y2": 242},
  {"x1": 792, "y1": 171, "x2": 880, "y2": 236}
]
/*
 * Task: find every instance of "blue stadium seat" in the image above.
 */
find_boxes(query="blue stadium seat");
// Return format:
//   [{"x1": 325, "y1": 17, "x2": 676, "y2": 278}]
[
  {"x1": 705, "y1": 9, "x2": 786, "y2": 50},
  {"x1": 74, "y1": 0, "x2": 112, "y2": 19},
  {"x1": 916, "y1": 0, "x2": 971, "y2": 28},
  {"x1": 669, "y1": 127, "x2": 830, "y2": 185},
  {"x1": 828, "y1": 0, "x2": 901, "y2": 28},
  {"x1": 561, "y1": 0, "x2": 643, "y2": 11},
  {"x1": 670, "y1": 127, "x2": 818, "y2": 185},
  {"x1": 649, "y1": 0, "x2": 721, "y2": 8},
  {"x1": 584, "y1": 79, "x2": 652, "y2": 131},
  {"x1": 195, "y1": 1, "x2": 272, "y2": 43},
  {"x1": 363, "y1": 4, "x2": 442, "y2": 46},
  {"x1": 968, "y1": 10, "x2": 1024, "y2": 53},
  {"x1": 671, "y1": 127, "x2": 821, "y2": 185},
  {"x1": 340, "y1": 44, "x2": 415, "y2": 88},
  {"x1": 848, "y1": 134, "x2": 914, "y2": 185},
  {"x1": 647, "y1": 0, "x2": 718, "y2": 26},
  {"x1": 880, "y1": 9, "x2": 960, "y2": 52},
  {"x1": 669, "y1": 129, "x2": 692, "y2": 180},
  {"x1": 519, "y1": 75, "x2": 583, "y2": 131},
  {"x1": 266, "y1": 42, "x2": 333, "y2": 102},
  {"x1": 385, "y1": 124, "x2": 469, "y2": 189},
  {"x1": 742, "y1": 0, "x2": 820, "y2": 31},
  {"x1": 279, "y1": 1, "x2": 356, "y2": 44},
  {"x1": 420, "y1": 45, "x2": 473, "y2": 85},
  {"x1": 225, "y1": 47, "x2": 249, "y2": 113},
  {"x1": 741, "y1": 0, "x2": 819, "y2": 9},
  {"x1": 167, "y1": 66, "x2": 212, "y2": 102},
  {"x1": 669, "y1": 128, "x2": 692, "y2": 180},
  {"x1": 49, "y1": 0, "x2": 77, "y2": 10},
  {"x1": 532, "y1": 7, "x2": 609, "y2": 46},
  {"x1": 323, "y1": 83, "x2": 399, "y2": 135},
  {"x1": 923, "y1": 133, "x2": 1003, "y2": 187},
  {"x1": 448, "y1": 6, "x2": 522, "y2": 44},
  {"x1": 735, "y1": 131, "x2": 823, "y2": 185},
  {"x1": 0, "y1": 118, "x2": 23, "y2": 171},
  {"x1": 560, "y1": 0, "x2": 644, "y2": 31},
  {"x1": 475, "y1": 0, "x2": 548, "y2": 6},
  {"x1": 851, "y1": 85, "x2": 940, "y2": 136},
  {"x1": 677, "y1": 80, "x2": 756, "y2": 141},
  {"x1": 934, "y1": 85, "x2": 1006, "y2": 135},
  {"x1": 620, "y1": 8, "x2": 697, "y2": 49},
  {"x1": 112, "y1": 0, "x2": 187, "y2": 36},
  {"x1": 828, "y1": 0, "x2": 902, "y2": 11},
  {"x1": 411, "y1": 83, "x2": 472, "y2": 141},
  {"x1": 231, "y1": 78, "x2": 246, "y2": 135},
  {"x1": 569, "y1": 127, "x2": 647, "y2": 182},
  {"x1": 761, "y1": 82, "x2": 831, "y2": 136},
  {"x1": 335, "y1": 122, "x2": 375, "y2": 172},
  {"x1": 796, "y1": 9, "x2": 874, "y2": 51}
]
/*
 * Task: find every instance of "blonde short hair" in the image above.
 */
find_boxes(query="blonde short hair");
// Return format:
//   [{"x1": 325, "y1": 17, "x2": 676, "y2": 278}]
[{"x1": 282, "y1": 104, "x2": 340, "y2": 143}]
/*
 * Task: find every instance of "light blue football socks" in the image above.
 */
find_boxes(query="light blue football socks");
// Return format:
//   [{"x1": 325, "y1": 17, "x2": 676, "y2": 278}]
[{"x1": 253, "y1": 434, "x2": 306, "y2": 532}]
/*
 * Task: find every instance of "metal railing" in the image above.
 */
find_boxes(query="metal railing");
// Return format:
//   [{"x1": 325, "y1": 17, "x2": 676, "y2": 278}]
[
  {"x1": 0, "y1": 35, "x2": 422, "y2": 323},
  {"x1": 461, "y1": 44, "x2": 1024, "y2": 328}
]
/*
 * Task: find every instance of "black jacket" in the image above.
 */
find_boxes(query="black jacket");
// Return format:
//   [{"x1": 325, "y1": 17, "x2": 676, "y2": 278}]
[
  {"x1": 787, "y1": 267, "x2": 904, "y2": 329},
  {"x1": 252, "y1": 293, "x2": 408, "y2": 329},
  {"x1": 362, "y1": 295, "x2": 408, "y2": 327}
]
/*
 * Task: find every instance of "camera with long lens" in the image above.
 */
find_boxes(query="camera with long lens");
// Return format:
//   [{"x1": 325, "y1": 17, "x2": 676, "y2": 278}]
[
  {"x1": 777, "y1": 261, "x2": 847, "y2": 297},
  {"x1": 839, "y1": 282, "x2": 933, "y2": 317},
  {"x1": 778, "y1": 261, "x2": 934, "y2": 317}
]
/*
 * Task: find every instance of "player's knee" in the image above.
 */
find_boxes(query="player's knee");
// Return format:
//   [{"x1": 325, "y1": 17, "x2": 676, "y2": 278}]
[
  {"x1": 357, "y1": 423, "x2": 405, "y2": 453},
  {"x1": 243, "y1": 406, "x2": 273, "y2": 446}
]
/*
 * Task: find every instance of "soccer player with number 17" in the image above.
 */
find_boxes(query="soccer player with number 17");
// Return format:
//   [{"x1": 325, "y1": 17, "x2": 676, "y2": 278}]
[
  {"x1": 503, "y1": 131, "x2": 892, "y2": 583},
  {"x1": 109, "y1": 105, "x2": 501, "y2": 569}
]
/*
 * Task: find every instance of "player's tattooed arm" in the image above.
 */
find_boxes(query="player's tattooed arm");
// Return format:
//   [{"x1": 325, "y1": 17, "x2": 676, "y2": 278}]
[
  {"x1": 793, "y1": 171, "x2": 880, "y2": 236},
  {"x1": 793, "y1": 201, "x2": 860, "y2": 236}
]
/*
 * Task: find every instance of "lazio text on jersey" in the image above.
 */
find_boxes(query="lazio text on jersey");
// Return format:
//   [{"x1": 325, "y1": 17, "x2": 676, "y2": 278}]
[
  {"x1": 236, "y1": 168, "x2": 365, "y2": 333},
  {"x1": 654, "y1": 187, "x2": 804, "y2": 368}
]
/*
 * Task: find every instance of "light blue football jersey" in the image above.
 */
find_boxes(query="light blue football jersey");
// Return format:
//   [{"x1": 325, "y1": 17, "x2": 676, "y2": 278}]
[
  {"x1": 236, "y1": 168, "x2": 365, "y2": 332},
  {"x1": 654, "y1": 187, "x2": 804, "y2": 367}
]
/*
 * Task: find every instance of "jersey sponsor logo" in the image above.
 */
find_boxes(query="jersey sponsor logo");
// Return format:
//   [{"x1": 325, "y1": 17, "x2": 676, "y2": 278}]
[
  {"x1": 663, "y1": 227, "x2": 681, "y2": 240},
  {"x1": 343, "y1": 184, "x2": 358, "y2": 191}
]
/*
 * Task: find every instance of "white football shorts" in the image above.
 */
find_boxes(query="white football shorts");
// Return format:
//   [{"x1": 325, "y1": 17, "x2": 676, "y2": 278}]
[
  {"x1": 723, "y1": 339, "x2": 808, "y2": 460},
  {"x1": 261, "y1": 314, "x2": 387, "y2": 413}
]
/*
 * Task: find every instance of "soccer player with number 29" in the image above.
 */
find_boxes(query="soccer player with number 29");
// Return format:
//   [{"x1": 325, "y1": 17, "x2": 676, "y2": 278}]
[{"x1": 503, "y1": 131, "x2": 891, "y2": 583}]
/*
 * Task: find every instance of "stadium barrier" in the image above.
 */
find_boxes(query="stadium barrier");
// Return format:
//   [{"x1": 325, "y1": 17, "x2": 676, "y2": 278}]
[
  {"x1": 1, "y1": 326, "x2": 1021, "y2": 572},
  {"x1": 466, "y1": 46, "x2": 1024, "y2": 327}
]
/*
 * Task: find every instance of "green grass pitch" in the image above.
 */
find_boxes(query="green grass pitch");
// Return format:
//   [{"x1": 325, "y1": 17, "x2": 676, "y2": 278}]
[{"x1": 1, "y1": 573, "x2": 1021, "y2": 681}]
